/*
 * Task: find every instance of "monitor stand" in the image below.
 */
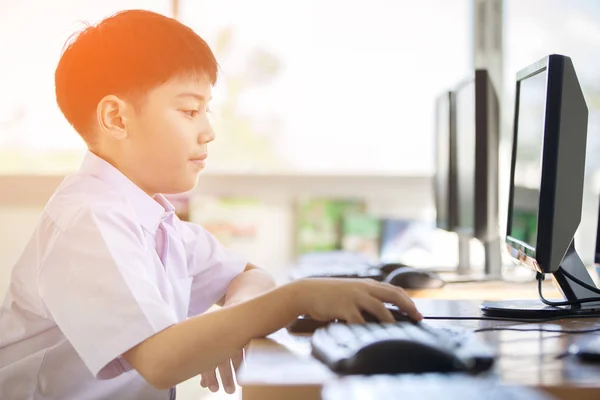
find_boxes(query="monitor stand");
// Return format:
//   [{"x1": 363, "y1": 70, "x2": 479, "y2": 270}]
[
  {"x1": 481, "y1": 241, "x2": 600, "y2": 318},
  {"x1": 443, "y1": 235, "x2": 503, "y2": 283},
  {"x1": 456, "y1": 234, "x2": 472, "y2": 276}
]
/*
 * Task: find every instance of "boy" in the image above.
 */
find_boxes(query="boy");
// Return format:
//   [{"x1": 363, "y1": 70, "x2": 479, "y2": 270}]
[{"x1": 0, "y1": 9, "x2": 422, "y2": 400}]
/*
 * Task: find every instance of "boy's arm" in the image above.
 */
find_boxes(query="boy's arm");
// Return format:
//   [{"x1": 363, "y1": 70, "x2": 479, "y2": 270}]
[
  {"x1": 40, "y1": 206, "x2": 420, "y2": 390},
  {"x1": 122, "y1": 278, "x2": 422, "y2": 390},
  {"x1": 123, "y1": 280, "x2": 302, "y2": 390},
  {"x1": 215, "y1": 263, "x2": 276, "y2": 307}
]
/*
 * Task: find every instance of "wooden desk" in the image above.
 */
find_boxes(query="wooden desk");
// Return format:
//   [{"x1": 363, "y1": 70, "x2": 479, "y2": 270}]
[{"x1": 238, "y1": 281, "x2": 600, "y2": 400}]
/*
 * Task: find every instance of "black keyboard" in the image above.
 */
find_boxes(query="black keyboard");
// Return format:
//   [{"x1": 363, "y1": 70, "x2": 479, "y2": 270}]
[
  {"x1": 321, "y1": 374, "x2": 556, "y2": 400},
  {"x1": 311, "y1": 322, "x2": 495, "y2": 375}
]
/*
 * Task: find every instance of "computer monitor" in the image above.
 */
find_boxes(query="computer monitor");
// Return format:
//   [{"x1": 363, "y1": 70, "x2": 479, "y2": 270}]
[
  {"x1": 434, "y1": 90, "x2": 457, "y2": 232},
  {"x1": 452, "y1": 70, "x2": 502, "y2": 279},
  {"x1": 596, "y1": 195, "x2": 600, "y2": 265},
  {"x1": 482, "y1": 54, "x2": 600, "y2": 318}
]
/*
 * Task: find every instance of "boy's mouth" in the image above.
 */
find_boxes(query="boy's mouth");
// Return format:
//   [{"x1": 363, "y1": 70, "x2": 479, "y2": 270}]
[{"x1": 190, "y1": 154, "x2": 208, "y2": 167}]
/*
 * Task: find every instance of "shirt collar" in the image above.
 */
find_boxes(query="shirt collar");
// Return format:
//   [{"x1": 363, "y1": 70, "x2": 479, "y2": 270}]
[{"x1": 79, "y1": 151, "x2": 175, "y2": 233}]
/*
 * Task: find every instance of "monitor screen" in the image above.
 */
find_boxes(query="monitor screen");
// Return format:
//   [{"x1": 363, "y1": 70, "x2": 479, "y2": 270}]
[
  {"x1": 435, "y1": 93, "x2": 451, "y2": 230},
  {"x1": 455, "y1": 81, "x2": 475, "y2": 234},
  {"x1": 508, "y1": 69, "x2": 548, "y2": 250}
]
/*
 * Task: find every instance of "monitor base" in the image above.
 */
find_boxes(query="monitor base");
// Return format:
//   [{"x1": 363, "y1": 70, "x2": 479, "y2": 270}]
[
  {"x1": 482, "y1": 240, "x2": 600, "y2": 319},
  {"x1": 481, "y1": 299, "x2": 600, "y2": 319}
]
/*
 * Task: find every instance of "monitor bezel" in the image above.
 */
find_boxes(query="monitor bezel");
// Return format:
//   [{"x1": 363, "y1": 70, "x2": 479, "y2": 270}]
[
  {"x1": 434, "y1": 90, "x2": 457, "y2": 232},
  {"x1": 505, "y1": 55, "x2": 566, "y2": 273},
  {"x1": 595, "y1": 194, "x2": 600, "y2": 264}
]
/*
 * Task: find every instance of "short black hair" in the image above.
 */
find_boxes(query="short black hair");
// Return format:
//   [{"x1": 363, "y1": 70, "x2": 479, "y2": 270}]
[{"x1": 55, "y1": 9, "x2": 218, "y2": 139}]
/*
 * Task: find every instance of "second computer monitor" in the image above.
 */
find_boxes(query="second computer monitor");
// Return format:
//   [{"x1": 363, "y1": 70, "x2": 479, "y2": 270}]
[
  {"x1": 453, "y1": 70, "x2": 499, "y2": 242},
  {"x1": 451, "y1": 70, "x2": 501, "y2": 277}
]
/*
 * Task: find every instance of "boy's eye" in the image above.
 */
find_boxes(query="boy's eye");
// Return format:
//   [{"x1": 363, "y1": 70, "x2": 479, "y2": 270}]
[{"x1": 183, "y1": 110, "x2": 199, "y2": 118}]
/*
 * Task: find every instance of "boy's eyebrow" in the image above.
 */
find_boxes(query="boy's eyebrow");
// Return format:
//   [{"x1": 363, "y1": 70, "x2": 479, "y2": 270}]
[{"x1": 175, "y1": 92, "x2": 212, "y2": 102}]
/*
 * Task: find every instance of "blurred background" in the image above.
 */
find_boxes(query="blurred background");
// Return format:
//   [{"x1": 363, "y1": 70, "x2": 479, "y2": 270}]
[{"x1": 1, "y1": 1, "x2": 600, "y2": 398}]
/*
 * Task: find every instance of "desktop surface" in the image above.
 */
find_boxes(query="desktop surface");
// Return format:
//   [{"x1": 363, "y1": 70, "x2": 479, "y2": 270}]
[
  {"x1": 322, "y1": 374, "x2": 558, "y2": 400},
  {"x1": 238, "y1": 284, "x2": 600, "y2": 400}
]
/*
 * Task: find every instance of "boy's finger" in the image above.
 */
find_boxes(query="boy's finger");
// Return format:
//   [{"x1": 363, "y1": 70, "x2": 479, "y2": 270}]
[
  {"x1": 371, "y1": 285, "x2": 422, "y2": 320},
  {"x1": 204, "y1": 369, "x2": 219, "y2": 392},
  {"x1": 359, "y1": 295, "x2": 396, "y2": 323},
  {"x1": 218, "y1": 360, "x2": 236, "y2": 394},
  {"x1": 391, "y1": 288, "x2": 423, "y2": 320},
  {"x1": 343, "y1": 309, "x2": 366, "y2": 324}
]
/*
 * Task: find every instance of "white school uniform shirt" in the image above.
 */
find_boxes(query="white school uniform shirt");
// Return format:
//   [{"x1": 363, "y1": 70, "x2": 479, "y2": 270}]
[{"x1": 0, "y1": 151, "x2": 246, "y2": 400}]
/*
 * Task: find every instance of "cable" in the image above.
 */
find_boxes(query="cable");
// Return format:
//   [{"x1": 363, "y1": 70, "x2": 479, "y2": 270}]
[
  {"x1": 560, "y1": 268, "x2": 600, "y2": 296},
  {"x1": 536, "y1": 272, "x2": 600, "y2": 307}
]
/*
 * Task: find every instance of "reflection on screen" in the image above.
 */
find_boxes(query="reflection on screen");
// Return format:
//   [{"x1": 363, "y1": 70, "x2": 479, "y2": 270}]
[
  {"x1": 455, "y1": 81, "x2": 475, "y2": 233},
  {"x1": 435, "y1": 95, "x2": 450, "y2": 229},
  {"x1": 509, "y1": 70, "x2": 547, "y2": 248}
]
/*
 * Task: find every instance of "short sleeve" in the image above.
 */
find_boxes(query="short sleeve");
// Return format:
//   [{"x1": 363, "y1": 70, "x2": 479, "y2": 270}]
[
  {"x1": 38, "y1": 204, "x2": 179, "y2": 380},
  {"x1": 179, "y1": 221, "x2": 247, "y2": 316}
]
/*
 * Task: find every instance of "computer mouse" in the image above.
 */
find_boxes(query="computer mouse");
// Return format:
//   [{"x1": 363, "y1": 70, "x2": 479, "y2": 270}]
[
  {"x1": 384, "y1": 267, "x2": 445, "y2": 289},
  {"x1": 569, "y1": 336, "x2": 600, "y2": 362},
  {"x1": 377, "y1": 262, "x2": 411, "y2": 276}
]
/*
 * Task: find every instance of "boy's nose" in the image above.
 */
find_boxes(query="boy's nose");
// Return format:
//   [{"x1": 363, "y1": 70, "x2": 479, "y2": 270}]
[{"x1": 198, "y1": 126, "x2": 215, "y2": 144}]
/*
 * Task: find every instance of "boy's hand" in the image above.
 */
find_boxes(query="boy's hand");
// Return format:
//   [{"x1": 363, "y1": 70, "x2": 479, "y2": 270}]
[
  {"x1": 198, "y1": 278, "x2": 420, "y2": 393},
  {"x1": 294, "y1": 278, "x2": 423, "y2": 323},
  {"x1": 200, "y1": 349, "x2": 243, "y2": 394}
]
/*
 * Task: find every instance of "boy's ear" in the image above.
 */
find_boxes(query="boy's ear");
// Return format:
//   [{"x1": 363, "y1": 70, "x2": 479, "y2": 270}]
[{"x1": 96, "y1": 95, "x2": 129, "y2": 140}]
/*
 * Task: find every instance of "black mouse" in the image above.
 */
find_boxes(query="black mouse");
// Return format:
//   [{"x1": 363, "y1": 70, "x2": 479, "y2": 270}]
[
  {"x1": 377, "y1": 262, "x2": 411, "y2": 276},
  {"x1": 569, "y1": 336, "x2": 600, "y2": 362},
  {"x1": 384, "y1": 267, "x2": 445, "y2": 289}
]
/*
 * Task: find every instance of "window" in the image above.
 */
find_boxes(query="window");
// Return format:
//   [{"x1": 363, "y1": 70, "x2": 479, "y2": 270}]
[
  {"x1": 181, "y1": 0, "x2": 470, "y2": 174},
  {"x1": 0, "y1": 0, "x2": 171, "y2": 174},
  {"x1": 0, "y1": 0, "x2": 470, "y2": 175}
]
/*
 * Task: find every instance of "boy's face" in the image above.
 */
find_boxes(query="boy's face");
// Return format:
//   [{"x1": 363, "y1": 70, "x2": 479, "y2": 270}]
[{"x1": 110, "y1": 74, "x2": 214, "y2": 195}]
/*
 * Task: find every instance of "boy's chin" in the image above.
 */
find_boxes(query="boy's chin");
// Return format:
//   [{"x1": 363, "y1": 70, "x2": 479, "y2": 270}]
[
  {"x1": 181, "y1": 174, "x2": 201, "y2": 193},
  {"x1": 161, "y1": 176, "x2": 199, "y2": 195}
]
